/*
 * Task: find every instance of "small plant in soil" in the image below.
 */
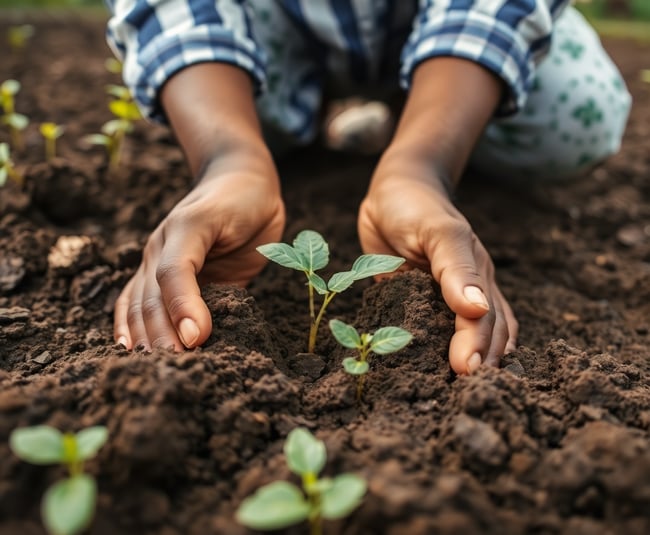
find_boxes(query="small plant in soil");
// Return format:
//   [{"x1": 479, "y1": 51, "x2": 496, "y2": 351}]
[
  {"x1": 0, "y1": 142, "x2": 22, "y2": 186},
  {"x1": 236, "y1": 427, "x2": 366, "y2": 535},
  {"x1": 40, "y1": 122, "x2": 65, "y2": 161},
  {"x1": 257, "y1": 229, "x2": 404, "y2": 352},
  {"x1": 84, "y1": 85, "x2": 141, "y2": 171},
  {"x1": 1, "y1": 79, "x2": 29, "y2": 151},
  {"x1": 104, "y1": 57, "x2": 123, "y2": 74},
  {"x1": 9, "y1": 425, "x2": 108, "y2": 535},
  {"x1": 329, "y1": 319, "x2": 413, "y2": 400},
  {"x1": 7, "y1": 24, "x2": 34, "y2": 51}
]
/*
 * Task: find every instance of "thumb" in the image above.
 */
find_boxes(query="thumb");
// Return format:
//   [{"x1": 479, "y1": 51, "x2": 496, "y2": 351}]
[
  {"x1": 156, "y1": 232, "x2": 213, "y2": 348},
  {"x1": 428, "y1": 232, "x2": 491, "y2": 320}
]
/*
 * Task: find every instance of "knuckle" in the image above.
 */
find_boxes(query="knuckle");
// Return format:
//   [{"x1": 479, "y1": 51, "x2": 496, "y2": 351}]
[
  {"x1": 155, "y1": 261, "x2": 179, "y2": 286},
  {"x1": 126, "y1": 303, "x2": 143, "y2": 326},
  {"x1": 141, "y1": 296, "x2": 161, "y2": 320}
]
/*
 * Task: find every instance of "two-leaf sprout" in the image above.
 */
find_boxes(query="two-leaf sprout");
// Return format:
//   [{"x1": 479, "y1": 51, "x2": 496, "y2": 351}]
[
  {"x1": 85, "y1": 84, "x2": 141, "y2": 171},
  {"x1": 0, "y1": 142, "x2": 22, "y2": 186},
  {"x1": 257, "y1": 230, "x2": 405, "y2": 353},
  {"x1": 40, "y1": 123, "x2": 65, "y2": 161},
  {"x1": 237, "y1": 427, "x2": 366, "y2": 535},
  {"x1": 330, "y1": 319, "x2": 412, "y2": 400},
  {"x1": 9, "y1": 425, "x2": 108, "y2": 535},
  {"x1": 1, "y1": 79, "x2": 29, "y2": 152}
]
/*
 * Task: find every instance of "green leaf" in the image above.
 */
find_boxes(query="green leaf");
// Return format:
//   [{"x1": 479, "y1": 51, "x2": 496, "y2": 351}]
[
  {"x1": 321, "y1": 474, "x2": 366, "y2": 519},
  {"x1": 350, "y1": 254, "x2": 405, "y2": 280},
  {"x1": 306, "y1": 272, "x2": 328, "y2": 295},
  {"x1": 327, "y1": 270, "x2": 356, "y2": 293},
  {"x1": 256, "y1": 242, "x2": 307, "y2": 271},
  {"x1": 369, "y1": 327, "x2": 413, "y2": 355},
  {"x1": 1, "y1": 79, "x2": 20, "y2": 96},
  {"x1": 0, "y1": 142, "x2": 9, "y2": 161},
  {"x1": 104, "y1": 58, "x2": 123, "y2": 74},
  {"x1": 329, "y1": 319, "x2": 361, "y2": 349},
  {"x1": 342, "y1": 357, "x2": 369, "y2": 375},
  {"x1": 293, "y1": 230, "x2": 329, "y2": 272},
  {"x1": 83, "y1": 134, "x2": 111, "y2": 147},
  {"x1": 9, "y1": 426, "x2": 65, "y2": 465},
  {"x1": 236, "y1": 481, "x2": 310, "y2": 530},
  {"x1": 75, "y1": 426, "x2": 108, "y2": 461},
  {"x1": 4, "y1": 113, "x2": 28, "y2": 130},
  {"x1": 0, "y1": 167, "x2": 7, "y2": 187},
  {"x1": 284, "y1": 428, "x2": 326, "y2": 476},
  {"x1": 42, "y1": 475, "x2": 96, "y2": 535},
  {"x1": 641, "y1": 69, "x2": 650, "y2": 84},
  {"x1": 105, "y1": 84, "x2": 131, "y2": 100},
  {"x1": 102, "y1": 119, "x2": 131, "y2": 136},
  {"x1": 109, "y1": 99, "x2": 141, "y2": 121}
]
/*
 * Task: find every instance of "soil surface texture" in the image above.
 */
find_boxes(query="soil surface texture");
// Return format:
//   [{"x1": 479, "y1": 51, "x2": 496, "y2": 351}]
[{"x1": 1, "y1": 12, "x2": 649, "y2": 535}]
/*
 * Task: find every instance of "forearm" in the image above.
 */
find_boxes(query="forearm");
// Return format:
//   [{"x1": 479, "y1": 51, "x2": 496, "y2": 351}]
[
  {"x1": 379, "y1": 57, "x2": 503, "y2": 190},
  {"x1": 161, "y1": 63, "x2": 273, "y2": 179}
]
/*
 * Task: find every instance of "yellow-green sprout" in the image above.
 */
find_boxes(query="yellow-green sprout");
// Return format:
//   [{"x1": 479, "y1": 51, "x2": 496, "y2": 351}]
[
  {"x1": 7, "y1": 24, "x2": 34, "y2": 51},
  {"x1": 1, "y1": 79, "x2": 29, "y2": 151},
  {"x1": 40, "y1": 123, "x2": 65, "y2": 161}
]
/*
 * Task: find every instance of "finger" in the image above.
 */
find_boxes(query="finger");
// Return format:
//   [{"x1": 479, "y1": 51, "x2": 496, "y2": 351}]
[
  {"x1": 114, "y1": 276, "x2": 135, "y2": 349},
  {"x1": 483, "y1": 297, "x2": 510, "y2": 368},
  {"x1": 125, "y1": 267, "x2": 151, "y2": 351},
  {"x1": 500, "y1": 288, "x2": 519, "y2": 354},
  {"x1": 426, "y1": 222, "x2": 492, "y2": 320},
  {"x1": 448, "y1": 305, "x2": 496, "y2": 375},
  {"x1": 156, "y1": 232, "x2": 212, "y2": 349},
  {"x1": 142, "y1": 272, "x2": 184, "y2": 351}
]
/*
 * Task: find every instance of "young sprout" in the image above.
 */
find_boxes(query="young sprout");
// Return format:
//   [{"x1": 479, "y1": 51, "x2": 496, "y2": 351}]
[
  {"x1": 236, "y1": 428, "x2": 366, "y2": 535},
  {"x1": 0, "y1": 142, "x2": 22, "y2": 186},
  {"x1": 329, "y1": 319, "x2": 412, "y2": 401},
  {"x1": 9, "y1": 425, "x2": 108, "y2": 535},
  {"x1": 641, "y1": 69, "x2": 650, "y2": 84},
  {"x1": 84, "y1": 86, "x2": 141, "y2": 171},
  {"x1": 257, "y1": 230, "x2": 404, "y2": 353},
  {"x1": 7, "y1": 24, "x2": 34, "y2": 51},
  {"x1": 40, "y1": 122, "x2": 65, "y2": 161},
  {"x1": 1, "y1": 79, "x2": 29, "y2": 151}
]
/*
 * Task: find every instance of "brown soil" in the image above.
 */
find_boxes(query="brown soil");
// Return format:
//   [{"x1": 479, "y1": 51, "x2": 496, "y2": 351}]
[{"x1": 1, "y1": 12, "x2": 649, "y2": 535}]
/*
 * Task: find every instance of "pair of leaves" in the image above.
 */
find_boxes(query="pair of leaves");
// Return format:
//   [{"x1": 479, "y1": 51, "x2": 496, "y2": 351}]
[
  {"x1": 257, "y1": 229, "x2": 405, "y2": 294},
  {"x1": 329, "y1": 319, "x2": 413, "y2": 355},
  {"x1": 10, "y1": 425, "x2": 108, "y2": 466},
  {"x1": 236, "y1": 474, "x2": 366, "y2": 531},
  {"x1": 2, "y1": 113, "x2": 28, "y2": 130}
]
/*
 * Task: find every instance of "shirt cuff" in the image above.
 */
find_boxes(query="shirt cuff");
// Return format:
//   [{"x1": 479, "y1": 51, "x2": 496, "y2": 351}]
[
  {"x1": 400, "y1": 10, "x2": 544, "y2": 117},
  {"x1": 126, "y1": 24, "x2": 267, "y2": 123}
]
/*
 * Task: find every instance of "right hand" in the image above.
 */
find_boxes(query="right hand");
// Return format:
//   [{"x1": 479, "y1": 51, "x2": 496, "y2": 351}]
[{"x1": 113, "y1": 168, "x2": 285, "y2": 351}]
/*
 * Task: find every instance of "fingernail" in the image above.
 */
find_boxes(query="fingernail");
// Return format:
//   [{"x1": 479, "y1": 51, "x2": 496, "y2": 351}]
[
  {"x1": 466, "y1": 352, "x2": 482, "y2": 374},
  {"x1": 463, "y1": 285, "x2": 489, "y2": 310},
  {"x1": 178, "y1": 318, "x2": 200, "y2": 347},
  {"x1": 116, "y1": 336, "x2": 128, "y2": 349}
]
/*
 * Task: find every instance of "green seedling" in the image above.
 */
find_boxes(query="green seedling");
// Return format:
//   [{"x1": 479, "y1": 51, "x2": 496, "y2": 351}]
[
  {"x1": 9, "y1": 425, "x2": 108, "y2": 535},
  {"x1": 641, "y1": 69, "x2": 650, "y2": 84},
  {"x1": 0, "y1": 142, "x2": 22, "y2": 186},
  {"x1": 7, "y1": 24, "x2": 34, "y2": 51},
  {"x1": 330, "y1": 319, "x2": 412, "y2": 400},
  {"x1": 1, "y1": 79, "x2": 29, "y2": 151},
  {"x1": 257, "y1": 230, "x2": 404, "y2": 352},
  {"x1": 84, "y1": 85, "x2": 141, "y2": 171},
  {"x1": 237, "y1": 427, "x2": 366, "y2": 535},
  {"x1": 40, "y1": 122, "x2": 65, "y2": 161}
]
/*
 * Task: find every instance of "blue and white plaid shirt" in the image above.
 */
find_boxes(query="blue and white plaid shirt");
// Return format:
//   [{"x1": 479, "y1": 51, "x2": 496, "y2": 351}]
[{"x1": 106, "y1": 0, "x2": 569, "y2": 123}]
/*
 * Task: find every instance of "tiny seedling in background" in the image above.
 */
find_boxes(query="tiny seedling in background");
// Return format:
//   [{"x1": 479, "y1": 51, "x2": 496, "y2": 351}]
[
  {"x1": 104, "y1": 57, "x2": 123, "y2": 74},
  {"x1": 84, "y1": 85, "x2": 141, "y2": 171},
  {"x1": 9, "y1": 425, "x2": 108, "y2": 535},
  {"x1": 641, "y1": 69, "x2": 650, "y2": 84},
  {"x1": 329, "y1": 319, "x2": 412, "y2": 401},
  {"x1": 1, "y1": 79, "x2": 29, "y2": 151},
  {"x1": 40, "y1": 122, "x2": 65, "y2": 161},
  {"x1": 7, "y1": 24, "x2": 34, "y2": 51},
  {"x1": 236, "y1": 427, "x2": 366, "y2": 535},
  {"x1": 257, "y1": 230, "x2": 404, "y2": 353},
  {"x1": 0, "y1": 142, "x2": 22, "y2": 186}
]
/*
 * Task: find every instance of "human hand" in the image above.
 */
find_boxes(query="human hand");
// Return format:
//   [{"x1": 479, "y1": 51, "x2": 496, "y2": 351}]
[
  {"x1": 113, "y1": 165, "x2": 285, "y2": 351},
  {"x1": 358, "y1": 162, "x2": 517, "y2": 375}
]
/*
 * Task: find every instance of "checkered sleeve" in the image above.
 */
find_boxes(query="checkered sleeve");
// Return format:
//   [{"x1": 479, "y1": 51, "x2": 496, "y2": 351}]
[
  {"x1": 400, "y1": 0, "x2": 571, "y2": 116},
  {"x1": 105, "y1": 0, "x2": 266, "y2": 122}
]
